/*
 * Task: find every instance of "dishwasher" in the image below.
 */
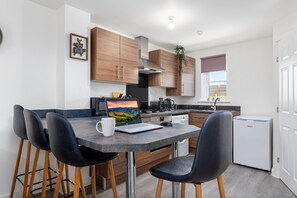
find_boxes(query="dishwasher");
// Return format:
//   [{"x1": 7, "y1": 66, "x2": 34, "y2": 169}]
[
  {"x1": 233, "y1": 115, "x2": 272, "y2": 171},
  {"x1": 172, "y1": 114, "x2": 189, "y2": 156}
]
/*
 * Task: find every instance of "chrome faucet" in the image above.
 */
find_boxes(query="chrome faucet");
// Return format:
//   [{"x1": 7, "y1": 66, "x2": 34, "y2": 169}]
[{"x1": 211, "y1": 98, "x2": 220, "y2": 111}]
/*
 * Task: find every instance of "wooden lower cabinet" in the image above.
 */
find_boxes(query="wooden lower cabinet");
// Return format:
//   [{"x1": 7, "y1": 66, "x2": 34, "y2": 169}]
[
  {"x1": 96, "y1": 146, "x2": 172, "y2": 189},
  {"x1": 189, "y1": 113, "x2": 209, "y2": 154}
]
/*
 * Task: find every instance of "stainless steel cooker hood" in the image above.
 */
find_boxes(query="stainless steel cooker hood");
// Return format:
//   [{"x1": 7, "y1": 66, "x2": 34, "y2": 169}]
[{"x1": 135, "y1": 36, "x2": 164, "y2": 74}]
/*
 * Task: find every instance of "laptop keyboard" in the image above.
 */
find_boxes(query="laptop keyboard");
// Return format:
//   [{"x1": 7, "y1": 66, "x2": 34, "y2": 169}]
[{"x1": 116, "y1": 123, "x2": 161, "y2": 132}]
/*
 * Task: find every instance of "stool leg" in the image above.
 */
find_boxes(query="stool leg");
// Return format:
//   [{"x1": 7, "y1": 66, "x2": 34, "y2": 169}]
[
  {"x1": 47, "y1": 153, "x2": 53, "y2": 191},
  {"x1": 79, "y1": 170, "x2": 86, "y2": 198},
  {"x1": 23, "y1": 142, "x2": 31, "y2": 198},
  {"x1": 56, "y1": 160, "x2": 66, "y2": 197},
  {"x1": 74, "y1": 167, "x2": 81, "y2": 198},
  {"x1": 10, "y1": 139, "x2": 24, "y2": 198},
  {"x1": 54, "y1": 162, "x2": 64, "y2": 198},
  {"x1": 181, "y1": 183, "x2": 186, "y2": 198},
  {"x1": 65, "y1": 164, "x2": 70, "y2": 196},
  {"x1": 41, "y1": 150, "x2": 50, "y2": 198},
  {"x1": 27, "y1": 148, "x2": 40, "y2": 198},
  {"x1": 156, "y1": 179, "x2": 163, "y2": 198},
  {"x1": 108, "y1": 161, "x2": 118, "y2": 198},
  {"x1": 91, "y1": 165, "x2": 96, "y2": 198},
  {"x1": 217, "y1": 175, "x2": 226, "y2": 198},
  {"x1": 195, "y1": 184, "x2": 202, "y2": 198}
]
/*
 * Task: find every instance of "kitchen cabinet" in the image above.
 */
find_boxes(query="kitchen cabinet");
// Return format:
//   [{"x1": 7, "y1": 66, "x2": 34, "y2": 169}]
[
  {"x1": 189, "y1": 112, "x2": 209, "y2": 154},
  {"x1": 166, "y1": 56, "x2": 196, "y2": 96},
  {"x1": 148, "y1": 50, "x2": 178, "y2": 88},
  {"x1": 91, "y1": 27, "x2": 138, "y2": 84},
  {"x1": 96, "y1": 146, "x2": 172, "y2": 189}
]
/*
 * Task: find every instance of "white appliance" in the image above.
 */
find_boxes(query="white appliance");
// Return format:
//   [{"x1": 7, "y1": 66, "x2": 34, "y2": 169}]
[
  {"x1": 233, "y1": 115, "x2": 272, "y2": 171},
  {"x1": 172, "y1": 114, "x2": 189, "y2": 156}
]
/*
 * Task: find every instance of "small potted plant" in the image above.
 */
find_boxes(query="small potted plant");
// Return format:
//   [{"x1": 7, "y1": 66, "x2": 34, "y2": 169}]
[{"x1": 174, "y1": 45, "x2": 187, "y2": 73}]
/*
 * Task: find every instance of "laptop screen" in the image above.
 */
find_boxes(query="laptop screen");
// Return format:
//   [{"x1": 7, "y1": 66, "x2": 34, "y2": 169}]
[{"x1": 106, "y1": 99, "x2": 142, "y2": 126}]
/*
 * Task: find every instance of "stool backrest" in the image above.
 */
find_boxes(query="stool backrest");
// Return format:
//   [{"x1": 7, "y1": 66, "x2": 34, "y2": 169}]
[
  {"x1": 189, "y1": 111, "x2": 232, "y2": 183},
  {"x1": 46, "y1": 113, "x2": 85, "y2": 165},
  {"x1": 13, "y1": 105, "x2": 27, "y2": 139},
  {"x1": 23, "y1": 109, "x2": 50, "y2": 150}
]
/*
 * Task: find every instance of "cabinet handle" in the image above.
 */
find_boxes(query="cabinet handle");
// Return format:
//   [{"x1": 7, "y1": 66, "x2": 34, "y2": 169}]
[
  {"x1": 116, "y1": 65, "x2": 119, "y2": 80},
  {"x1": 182, "y1": 83, "x2": 184, "y2": 94},
  {"x1": 122, "y1": 65, "x2": 124, "y2": 80}
]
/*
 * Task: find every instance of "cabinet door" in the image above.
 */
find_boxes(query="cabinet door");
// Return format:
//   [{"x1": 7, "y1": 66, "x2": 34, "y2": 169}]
[
  {"x1": 91, "y1": 27, "x2": 120, "y2": 81},
  {"x1": 120, "y1": 61, "x2": 139, "y2": 84}
]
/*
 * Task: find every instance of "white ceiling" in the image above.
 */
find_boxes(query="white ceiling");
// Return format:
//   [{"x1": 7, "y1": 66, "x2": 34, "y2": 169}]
[{"x1": 30, "y1": 0, "x2": 297, "y2": 52}]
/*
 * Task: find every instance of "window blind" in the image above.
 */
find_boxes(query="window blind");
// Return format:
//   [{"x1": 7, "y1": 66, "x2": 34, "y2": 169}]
[{"x1": 201, "y1": 54, "x2": 226, "y2": 73}]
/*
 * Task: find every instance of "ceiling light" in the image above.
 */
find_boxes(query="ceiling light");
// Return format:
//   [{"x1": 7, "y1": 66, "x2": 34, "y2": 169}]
[
  {"x1": 196, "y1": 30, "x2": 203, "y2": 35},
  {"x1": 168, "y1": 16, "x2": 175, "y2": 30}
]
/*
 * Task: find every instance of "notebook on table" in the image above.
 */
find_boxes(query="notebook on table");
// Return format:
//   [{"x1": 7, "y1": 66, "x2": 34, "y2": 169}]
[{"x1": 106, "y1": 98, "x2": 162, "y2": 134}]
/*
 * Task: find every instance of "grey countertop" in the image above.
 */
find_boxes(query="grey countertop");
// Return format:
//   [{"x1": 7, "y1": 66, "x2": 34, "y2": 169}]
[
  {"x1": 141, "y1": 109, "x2": 240, "y2": 118},
  {"x1": 42, "y1": 116, "x2": 200, "y2": 153}
]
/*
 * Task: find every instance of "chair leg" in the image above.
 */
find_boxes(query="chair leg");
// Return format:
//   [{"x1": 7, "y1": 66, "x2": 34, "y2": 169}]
[
  {"x1": 195, "y1": 184, "x2": 202, "y2": 198},
  {"x1": 41, "y1": 150, "x2": 50, "y2": 198},
  {"x1": 56, "y1": 160, "x2": 66, "y2": 197},
  {"x1": 91, "y1": 165, "x2": 96, "y2": 198},
  {"x1": 74, "y1": 167, "x2": 81, "y2": 198},
  {"x1": 79, "y1": 169, "x2": 87, "y2": 198},
  {"x1": 27, "y1": 149, "x2": 40, "y2": 198},
  {"x1": 54, "y1": 162, "x2": 64, "y2": 198},
  {"x1": 47, "y1": 154, "x2": 53, "y2": 191},
  {"x1": 108, "y1": 161, "x2": 118, "y2": 198},
  {"x1": 65, "y1": 165, "x2": 70, "y2": 196},
  {"x1": 10, "y1": 139, "x2": 24, "y2": 198},
  {"x1": 23, "y1": 142, "x2": 31, "y2": 198},
  {"x1": 181, "y1": 183, "x2": 186, "y2": 198},
  {"x1": 156, "y1": 179, "x2": 163, "y2": 198},
  {"x1": 217, "y1": 175, "x2": 226, "y2": 198}
]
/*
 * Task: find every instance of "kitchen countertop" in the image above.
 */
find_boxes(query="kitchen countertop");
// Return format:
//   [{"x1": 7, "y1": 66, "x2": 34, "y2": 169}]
[
  {"x1": 42, "y1": 117, "x2": 200, "y2": 152},
  {"x1": 141, "y1": 109, "x2": 240, "y2": 118}
]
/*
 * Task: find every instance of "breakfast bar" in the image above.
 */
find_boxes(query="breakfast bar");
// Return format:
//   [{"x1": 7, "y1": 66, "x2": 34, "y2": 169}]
[{"x1": 43, "y1": 116, "x2": 200, "y2": 198}]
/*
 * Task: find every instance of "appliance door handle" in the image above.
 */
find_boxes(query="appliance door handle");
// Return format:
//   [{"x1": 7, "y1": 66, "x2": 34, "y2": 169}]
[{"x1": 179, "y1": 139, "x2": 186, "y2": 144}]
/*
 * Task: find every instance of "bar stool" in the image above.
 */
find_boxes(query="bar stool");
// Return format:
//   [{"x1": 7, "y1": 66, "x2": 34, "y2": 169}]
[
  {"x1": 46, "y1": 112, "x2": 119, "y2": 198},
  {"x1": 10, "y1": 105, "x2": 31, "y2": 198}
]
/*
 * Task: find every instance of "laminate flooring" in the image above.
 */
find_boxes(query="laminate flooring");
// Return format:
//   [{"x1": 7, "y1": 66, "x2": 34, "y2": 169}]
[
  {"x1": 96, "y1": 164, "x2": 296, "y2": 198},
  {"x1": 39, "y1": 164, "x2": 296, "y2": 198}
]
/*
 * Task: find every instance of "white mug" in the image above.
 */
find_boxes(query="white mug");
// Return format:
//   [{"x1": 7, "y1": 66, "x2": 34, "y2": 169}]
[{"x1": 96, "y1": 118, "x2": 115, "y2": 136}]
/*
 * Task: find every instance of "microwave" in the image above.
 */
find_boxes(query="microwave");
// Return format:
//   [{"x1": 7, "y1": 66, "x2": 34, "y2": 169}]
[{"x1": 90, "y1": 97, "x2": 109, "y2": 116}]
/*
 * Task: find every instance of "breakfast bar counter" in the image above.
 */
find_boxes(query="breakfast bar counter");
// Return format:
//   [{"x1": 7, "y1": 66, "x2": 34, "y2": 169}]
[{"x1": 42, "y1": 116, "x2": 200, "y2": 198}]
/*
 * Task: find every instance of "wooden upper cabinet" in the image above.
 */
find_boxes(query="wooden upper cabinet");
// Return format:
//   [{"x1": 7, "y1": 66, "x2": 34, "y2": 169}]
[
  {"x1": 148, "y1": 50, "x2": 178, "y2": 88},
  {"x1": 91, "y1": 27, "x2": 138, "y2": 84},
  {"x1": 166, "y1": 56, "x2": 196, "y2": 96}
]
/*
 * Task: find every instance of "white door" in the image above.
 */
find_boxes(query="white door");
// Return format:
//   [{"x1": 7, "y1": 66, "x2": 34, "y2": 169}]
[{"x1": 278, "y1": 29, "x2": 297, "y2": 196}]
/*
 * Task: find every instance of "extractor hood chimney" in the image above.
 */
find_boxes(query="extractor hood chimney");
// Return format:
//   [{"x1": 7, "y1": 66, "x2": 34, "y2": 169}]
[{"x1": 135, "y1": 36, "x2": 164, "y2": 74}]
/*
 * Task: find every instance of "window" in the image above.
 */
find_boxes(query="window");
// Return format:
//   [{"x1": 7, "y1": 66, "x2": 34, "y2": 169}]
[{"x1": 200, "y1": 54, "x2": 227, "y2": 101}]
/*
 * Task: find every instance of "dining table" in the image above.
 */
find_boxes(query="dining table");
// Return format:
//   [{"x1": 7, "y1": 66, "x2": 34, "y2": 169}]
[{"x1": 43, "y1": 116, "x2": 200, "y2": 198}]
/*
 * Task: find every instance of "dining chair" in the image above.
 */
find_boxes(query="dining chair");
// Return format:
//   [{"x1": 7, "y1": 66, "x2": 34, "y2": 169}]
[
  {"x1": 149, "y1": 111, "x2": 232, "y2": 198},
  {"x1": 10, "y1": 105, "x2": 31, "y2": 198},
  {"x1": 46, "y1": 112, "x2": 119, "y2": 198}
]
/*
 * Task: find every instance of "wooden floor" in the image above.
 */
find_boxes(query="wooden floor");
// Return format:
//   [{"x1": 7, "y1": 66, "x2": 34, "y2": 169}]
[
  {"x1": 96, "y1": 164, "x2": 296, "y2": 198},
  {"x1": 40, "y1": 164, "x2": 296, "y2": 198}
]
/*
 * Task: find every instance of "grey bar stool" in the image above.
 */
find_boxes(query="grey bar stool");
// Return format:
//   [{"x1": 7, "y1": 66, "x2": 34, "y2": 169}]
[
  {"x1": 10, "y1": 105, "x2": 31, "y2": 198},
  {"x1": 150, "y1": 111, "x2": 232, "y2": 198},
  {"x1": 46, "y1": 112, "x2": 119, "y2": 198}
]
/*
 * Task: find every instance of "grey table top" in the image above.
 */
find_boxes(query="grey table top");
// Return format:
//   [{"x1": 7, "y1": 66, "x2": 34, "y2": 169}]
[{"x1": 42, "y1": 117, "x2": 200, "y2": 153}]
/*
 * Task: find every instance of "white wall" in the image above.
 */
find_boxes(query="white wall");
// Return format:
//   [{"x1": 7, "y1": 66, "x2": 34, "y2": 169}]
[
  {"x1": 170, "y1": 38, "x2": 273, "y2": 116},
  {"x1": 0, "y1": 0, "x2": 57, "y2": 196}
]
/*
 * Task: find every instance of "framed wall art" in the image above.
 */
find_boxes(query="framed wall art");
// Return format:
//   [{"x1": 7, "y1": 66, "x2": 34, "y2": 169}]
[{"x1": 69, "y1": 33, "x2": 88, "y2": 61}]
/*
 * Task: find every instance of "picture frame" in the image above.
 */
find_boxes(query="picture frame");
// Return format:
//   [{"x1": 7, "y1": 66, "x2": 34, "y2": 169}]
[{"x1": 69, "y1": 33, "x2": 88, "y2": 61}]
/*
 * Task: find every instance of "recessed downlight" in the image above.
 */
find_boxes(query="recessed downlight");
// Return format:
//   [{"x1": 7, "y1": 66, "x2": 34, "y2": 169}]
[
  {"x1": 196, "y1": 30, "x2": 203, "y2": 35},
  {"x1": 168, "y1": 16, "x2": 175, "y2": 30}
]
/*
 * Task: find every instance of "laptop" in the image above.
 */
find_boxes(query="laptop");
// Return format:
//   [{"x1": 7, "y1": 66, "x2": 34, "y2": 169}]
[{"x1": 106, "y1": 98, "x2": 163, "y2": 134}]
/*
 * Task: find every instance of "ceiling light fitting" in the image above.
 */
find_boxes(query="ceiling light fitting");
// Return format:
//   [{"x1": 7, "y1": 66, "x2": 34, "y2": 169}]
[
  {"x1": 168, "y1": 16, "x2": 175, "y2": 30},
  {"x1": 196, "y1": 30, "x2": 203, "y2": 35}
]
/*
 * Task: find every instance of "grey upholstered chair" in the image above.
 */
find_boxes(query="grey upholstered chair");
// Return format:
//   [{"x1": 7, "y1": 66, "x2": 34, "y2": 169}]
[{"x1": 150, "y1": 111, "x2": 232, "y2": 198}]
